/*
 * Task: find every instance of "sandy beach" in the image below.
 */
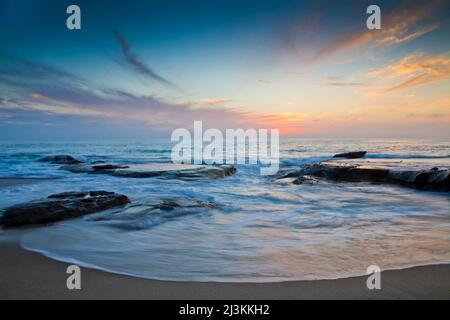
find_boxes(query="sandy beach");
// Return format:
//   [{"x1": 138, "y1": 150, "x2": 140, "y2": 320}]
[{"x1": 0, "y1": 240, "x2": 449, "y2": 299}]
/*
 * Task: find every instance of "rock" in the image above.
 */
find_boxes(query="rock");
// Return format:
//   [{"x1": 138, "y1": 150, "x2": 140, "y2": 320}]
[
  {"x1": 0, "y1": 191, "x2": 129, "y2": 228},
  {"x1": 39, "y1": 155, "x2": 83, "y2": 164},
  {"x1": 333, "y1": 151, "x2": 367, "y2": 159},
  {"x1": 88, "y1": 196, "x2": 219, "y2": 230},
  {"x1": 282, "y1": 162, "x2": 450, "y2": 191},
  {"x1": 61, "y1": 163, "x2": 237, "y2": 180},
  {"x1": 292, "y1": 175, "x2": 319, "y2": 185},
  {"x1": 92, "y1": 164, "x2": 129, "y2": 170}
]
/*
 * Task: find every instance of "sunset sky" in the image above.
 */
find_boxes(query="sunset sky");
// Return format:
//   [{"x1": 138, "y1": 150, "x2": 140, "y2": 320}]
[{"x1": 1, "y1": 0, "x2": 450, "y2": 140}]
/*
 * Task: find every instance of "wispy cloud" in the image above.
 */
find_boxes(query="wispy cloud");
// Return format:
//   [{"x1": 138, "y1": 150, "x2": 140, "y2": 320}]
[
  {"x1": 367, "y1": 52, "x2": 450, "y2": 92},
  {"x1": 376, "y1": 24, "x2": 438, "y2": 46},
  {"x1": 305, "y1": 1, "x2": 443, "y2": 64},
  {"x1": 0, "y1": 56, "x2": 293, "y2": 133},
  {"x1": 113, "y1": 31, "x2": 176, "y2": 88},
  {"x1": 190, "y1": 98, "x2": 234, "y2": 106},
  {"x1": 175, "y1": 98, "x2": 236, "y2": 110},
  {"x1": 324, "y1": 82, "x2": 368, "y2": 88}
]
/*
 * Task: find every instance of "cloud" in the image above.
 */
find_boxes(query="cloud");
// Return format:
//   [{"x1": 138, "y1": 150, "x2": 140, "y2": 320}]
[
  {"x1": 310, "y1": 32, "x2": 374, "y2": 63},
  {"x1": 376, "y1": 24, "x2": 438, "y2": 46},
  {"x1": 0, "y1": 57, "x2": 276, "y2": 133},
  {"x1": 190, "y1": 98, "x2": 234, "y2": 106},
  {"x1": 305, "y1": 1, "x2": 443, "y2": 64},
  {"x1": 30, "y1": 93, "x2": 46, "y2": 100},
  {"x1": 0, "y1": 57, "x2": 319, "y2": 136},
  {"x1": 327, "y1": 76, "x2": 341, "y2": 80},
  {"x1": 324, "y1": 82, "x2": 368, "y2": 88},
  {"x1": 368, "y1": 52, "x2": 450, "y2": 92},
  {"x1": 113, "y1": 31, "x2": 176, "y2": 88}
]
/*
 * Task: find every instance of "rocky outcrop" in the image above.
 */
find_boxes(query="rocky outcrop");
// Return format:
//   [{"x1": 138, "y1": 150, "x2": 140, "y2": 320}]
[
  {"x1": 39, "y1": 155, "x2": 83, "y2": 164},
  {"x1": 0, "y1": 191, "x2": 129, "y2": 228},
  {"x1": 277, "y1": 162, "x2": 450, "y2": 191},
  {"x1": 60, "y1": 163, "x2": 237, "y2": 180},
  {"x1": 333, "y1": 151, "x2": 367, "y2": 159}
]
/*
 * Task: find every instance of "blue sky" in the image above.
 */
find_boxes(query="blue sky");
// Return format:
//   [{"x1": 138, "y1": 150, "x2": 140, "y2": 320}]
[{"x1": 1, "y1": 0, "x2": 450, "y2": 140}]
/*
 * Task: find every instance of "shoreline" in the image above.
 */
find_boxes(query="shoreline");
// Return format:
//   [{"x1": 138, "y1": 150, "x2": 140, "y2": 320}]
[{"x1": 0, "y1": 243, "x2": 449, "y2": 299}]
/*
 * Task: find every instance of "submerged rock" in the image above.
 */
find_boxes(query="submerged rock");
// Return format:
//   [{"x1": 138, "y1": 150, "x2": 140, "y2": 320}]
[
  {"x1": 0, "y1": 191, "x2": 129, "y2": 228},
  {"x1": 39, "y1": 155, "x2": 83, "y2": 164},
  {"x1": 91, "y1": 164, "x2": 129, "y2": 170},
  {"x1": 61, "y1": 163, "x2": 237, "y2": 180},
  {"x1": 88, "y1": 196, "x2": 219, "y2": 230},
  {"x1": 333, "y1": 151, "x2": 367, "y2": 159},
  {"x1": 292, "y1": 175, "x2": 319, "y2": 185},
  {"x1": 279, "y1": 162, "x2": 450, "y2": 191}
]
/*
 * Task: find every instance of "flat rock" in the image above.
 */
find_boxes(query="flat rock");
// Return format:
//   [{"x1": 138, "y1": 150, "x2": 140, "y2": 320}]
[
  {"x1": 0, "y1": 191, "x2": 129, "y2": 228},
  {"x1": 278, "y1": 161, "x2": 450, "y2": 191},
  {"x1": 333, "y1": 151, "x2": 367, "y2": 159},
  {"x1": 61, "y1": 163, "x2": 237, "y2": 180},
  {"x1": 39, "y1": 155, "x2": 83, "y2": 164}
]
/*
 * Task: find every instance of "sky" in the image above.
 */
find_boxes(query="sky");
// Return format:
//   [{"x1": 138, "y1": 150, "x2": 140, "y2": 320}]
[{"x1": 0, "y1": 0, "x2": 450, "y2": 140}]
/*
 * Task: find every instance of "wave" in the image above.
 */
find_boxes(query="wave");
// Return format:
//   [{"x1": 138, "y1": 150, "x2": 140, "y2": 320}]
[
  {"x1": 129, "y1": 149, "x2": 172, "y2": 154},
  {"x1": 87, "y1": 197, "x2": 218, "y2": 230},
  {"x1": 281, "y1": 156, "x2": 331, "y2": 166}
]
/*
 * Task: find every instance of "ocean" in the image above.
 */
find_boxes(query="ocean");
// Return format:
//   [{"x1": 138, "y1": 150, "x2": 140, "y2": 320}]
[{"x1": 1, "y1": 138, "x2": 450, "y2": 282}]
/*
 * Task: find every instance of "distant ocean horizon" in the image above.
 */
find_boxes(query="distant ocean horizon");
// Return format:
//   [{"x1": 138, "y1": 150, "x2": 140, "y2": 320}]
[{"x1": 1, "y1": 138, "x2": 450, "y2": 282}]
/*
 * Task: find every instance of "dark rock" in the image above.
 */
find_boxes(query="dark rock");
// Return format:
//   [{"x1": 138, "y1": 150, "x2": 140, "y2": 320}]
[
  {"x1": 1, "y1": 191, "x2": 129, "y2": 228},
  {"x1": 292, "y1": 175, "x2": 319, "y2": 185},
  {"x1": 281, "y1": 162, "x2": 450, "y2": 191},
  {"x1": 39, "y1": 155, "x2": 83, "y2": 165},
  {"x1": 333, "y1": 151, "x2": 367, "y2": 159},
  {"x1": 61, "y1": 163, "x2": 237, "y2": 180},
  {"x1": 92, "y1": 164, "x2": 129, "y2": 170}
]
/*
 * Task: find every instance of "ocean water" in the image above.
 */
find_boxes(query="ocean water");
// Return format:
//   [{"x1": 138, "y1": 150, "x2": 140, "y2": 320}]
[{"x1": 1, "y1": 138, "x2": 450, "y2": 282}]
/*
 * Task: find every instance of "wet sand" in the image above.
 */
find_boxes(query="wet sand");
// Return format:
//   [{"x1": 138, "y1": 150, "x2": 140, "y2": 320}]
[{"x1": 0, "y1": 242, "x2": 449, "y2": 299}]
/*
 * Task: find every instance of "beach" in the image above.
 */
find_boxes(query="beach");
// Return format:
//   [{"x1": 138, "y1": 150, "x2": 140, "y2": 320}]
[{"x1": 0, "y1": 241, "x2": 449, "y2": 299}]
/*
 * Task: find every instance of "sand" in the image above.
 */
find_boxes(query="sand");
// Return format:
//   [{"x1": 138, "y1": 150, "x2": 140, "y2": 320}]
[{"x1": 0, "y1": 241, "x2": 449, "y2": 299}]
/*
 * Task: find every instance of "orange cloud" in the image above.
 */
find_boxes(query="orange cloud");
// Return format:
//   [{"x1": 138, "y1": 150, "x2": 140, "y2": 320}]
[
  {"x1": 183, "y1": 98, "x2": 235, "y2": 109},
  {"x1": 308, "y1": 1, "x2": 442, "y2": 63},
  {"x1": 248, "y1": 112, "x2": 313, "y2": 135},
  {"x1": 31, "y1": 93, "x2": 46, "y2": 100},
  {"x1": 368, "y1": 52, "x2": 450, "y2": 92},
  {"x1": 324, "y1": 82, "x2": 368, "y2": 88}
]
